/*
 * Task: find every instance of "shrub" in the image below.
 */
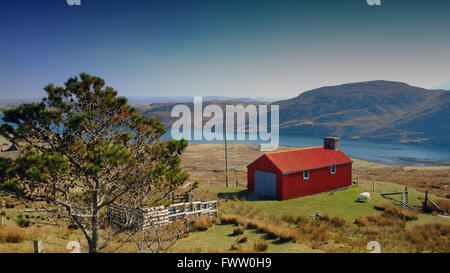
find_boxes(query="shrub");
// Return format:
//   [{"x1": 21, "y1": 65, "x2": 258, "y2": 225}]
[
  {"x1": 297, "y1": 215, "x2": 310, "y2": 225},
  {"x1": 385, "y1": 208, "x2": 417, "y2": 221},
  {"x1": 362, "y1": 226, "x2": 380, "y2": 235},
  {"x1": 220, "y1": 214, "x2": 243, "y2": 225},
  {"x1": 311, "y1": 226, "x2": 331, "y2": 242},
  {"x1": 192, "y1": 215, "x2": 213, "y2": 231},
  {"x1": 232, "y1": 225, "x2": 245, "y2": 236},
  {"x1": 355, "y1": 217, "x2": 370, "y2": 227},
  {"x1": 281, "y1": 214, "x2": 310, "y2": 226},
  {"x1": 15, "y1": 213, "x2": 30, "y2": 228},
  {"x1": 253, "y1": 240, "x2": 268, "y2": 252},
  {"x1": 320, "y1": 214, "x2": 330, "y2": 222},
  {"x1": 281, "y1": 213, "x2": 297, "y2": 224},
  {"x1": 375, "y1": 204, "x2": 418, "y2": 221},
  {"x1": 406, "y1": 223, "x2": 450, "y2": 252},
  {"x1": 230, "y1": 243, "x2": 239, "y2": 250},
  {"x1": 330, "y1": 216, "x2": 346, "y2": 227},
  {"x1": 367, "y1": 215, "x2": 400, "y2": 226},
  {"x1": 57, "y1": 225, "x2": 73, "y2": 240},
  {"x1": 236, "y1": 236, "x2": 247, "y2": 244},
  {"x1": 0, "y1": 223, "x2": 26, "y2": 243},
  {"x1": 374, "y1": 204, "x2": 390, "y2": 211},
  {"x1": 278, "y1": 228, "x2": 301, "y2": 242}
]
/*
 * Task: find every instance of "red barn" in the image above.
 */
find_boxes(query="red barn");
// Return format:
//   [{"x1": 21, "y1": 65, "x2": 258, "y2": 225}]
[{"x1": 247, "y1": 137, "x2": 352, "y2": 200}]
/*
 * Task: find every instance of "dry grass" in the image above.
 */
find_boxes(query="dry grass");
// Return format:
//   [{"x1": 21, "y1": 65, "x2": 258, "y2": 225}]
[
  {"x1": 0, "y1": 223, "x2": 26, "y2": 243},
  {"x1": 355, "y1": 165, "x2": 450, "y2": 197},
  {"x1": 220, "y1": 214, "x2": 333, "y2": 246},
  {"x1": 236, "y1": 236, "x2": 247, "y2": 244},
  {"x1": 361, "y1": 226, "x2": 381, "y2": 235},
  {"x1": 1, "y1": 143, "x2": 449, "y2": 253},
  {"x1": 281, "y1": 213, "x2": 310, "y2": 226},
  {"x1": 253, "y1": 240, "x2": 268, "y2": 252},
  {"x1": 330, "y1": 216, "x2": 347, "y2": 227},
  {"x1": 355, "y1": 215, "x2": 404, "y2": 227},
  {"x1": 354, "y1": 217, "x2": 370, "y2": 227},
  {"x1": 232, "y1": 225, "x2": 245, "y2": 236},
  {"x1": 374, "y1": 204, "x2": 418, "y2": 220},
  {"x1": 192, "y1": 215, "x2": 213, "y2": 231},
  {"x1": 180, "y1": 143, "x2": 449, "y2": 198},
  {"x1": 406, "y1": 223, "x2": 450, "y2": 252},
  {"x1": 423, "y1": 199, "x2": 450, "y2": 214}
]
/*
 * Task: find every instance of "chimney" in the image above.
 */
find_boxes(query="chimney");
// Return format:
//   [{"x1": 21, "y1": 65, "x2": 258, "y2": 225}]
[{"x1": 324, "y1": 137, "x2": 340, "y2": 150}]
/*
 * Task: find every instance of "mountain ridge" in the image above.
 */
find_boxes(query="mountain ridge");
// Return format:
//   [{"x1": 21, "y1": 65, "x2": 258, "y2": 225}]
[
  {"x1": 275, "y1": 80, "x2": 449, "y2": 144},
  {"x1": 132, "y1": 80, "x2": 449, "y2": 144}
]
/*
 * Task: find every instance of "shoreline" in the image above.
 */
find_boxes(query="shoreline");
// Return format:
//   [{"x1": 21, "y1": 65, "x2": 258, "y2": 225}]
[{"x1": 187, "y1": 142, "x2": 450, "y2": 168}]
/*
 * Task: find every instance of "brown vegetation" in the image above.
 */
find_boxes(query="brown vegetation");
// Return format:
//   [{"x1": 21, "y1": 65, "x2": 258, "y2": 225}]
[
  {"x1": 406, "y1": 223, "x2": 450, "y2": 252},
  {"x1": 192, "y1": 215, "x2": 213, "y2": 231},
  {"x1": 253, "y1": 240, "x2": 268, "y2": 252},
  {"x1": 374, "y1": 204, "x2": 418, "y2": 221},
  {"x1": 356, "y1": 165, "x2": 449, "y2": 197},
  {"x1": 232, "y1": 225, "x2": 245, "y2": 236},
  {"x1": 0, "y1": 223, "x2": 26, "y2": 243},
  {"x1": 423, "y1": 199, "x2": 450, "y2": 214}
]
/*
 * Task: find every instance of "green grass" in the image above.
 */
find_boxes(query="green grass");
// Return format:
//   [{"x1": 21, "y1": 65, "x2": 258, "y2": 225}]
[
  {"x1": 171, "y1": 223, "x2": 322, "y2": 253},
  {"x1": 180, "y1": 182, "x2": 449, "y2": 253},
  {"x1": 201, "y1": 181, "x2": 449, "y2": 225}
]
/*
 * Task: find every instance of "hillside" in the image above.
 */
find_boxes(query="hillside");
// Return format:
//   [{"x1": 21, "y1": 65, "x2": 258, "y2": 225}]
[
  {"x1": 136, "y1": 99, "x2": 267, "y2": 126},
  {"x1": 276, "y1": 81, "x2": 449, "y2": 144},
  {"x1": 138, "y1": 81, "x2": 450, "y2": 144}
]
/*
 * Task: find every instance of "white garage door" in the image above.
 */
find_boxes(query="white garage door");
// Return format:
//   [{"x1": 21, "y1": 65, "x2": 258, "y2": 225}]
[{"x1": 254, "y1": 170, "x2": 277, "y2": 198}]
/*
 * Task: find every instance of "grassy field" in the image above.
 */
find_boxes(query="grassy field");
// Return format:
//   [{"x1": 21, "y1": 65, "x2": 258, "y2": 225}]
[
  {"x1": 0, "y1": 143, "x2": 449, "y2": 253},
  {"x1": 170, "y1": 181, "x2": 449, "y2": 253},
  {"x1": 171, "y1": 223, "x2": 323, "y2": 253}
]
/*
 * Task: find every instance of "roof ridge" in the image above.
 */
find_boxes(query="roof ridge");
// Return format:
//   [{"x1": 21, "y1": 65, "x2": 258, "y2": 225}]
[{"x1": 265, "y1": 146, "x2": 324, "y2": 156}]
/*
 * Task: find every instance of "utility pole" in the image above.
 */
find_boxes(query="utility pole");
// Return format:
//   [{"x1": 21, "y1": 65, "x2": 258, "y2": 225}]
[{"x1": 224, "y1": 118, "x2": 229, "y2": 188}]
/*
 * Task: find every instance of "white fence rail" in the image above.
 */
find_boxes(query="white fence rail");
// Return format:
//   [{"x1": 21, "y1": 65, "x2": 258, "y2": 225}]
[{"x1": 108, "y1": 200, "x2": 218, "y2": 230}]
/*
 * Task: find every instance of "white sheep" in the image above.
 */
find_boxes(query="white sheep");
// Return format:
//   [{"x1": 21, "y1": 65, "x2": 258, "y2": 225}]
[{"x1": 357, "y1": 192, "x2": 371, "y2": 202}]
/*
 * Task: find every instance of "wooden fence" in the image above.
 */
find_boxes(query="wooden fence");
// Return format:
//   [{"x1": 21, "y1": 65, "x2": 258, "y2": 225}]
[
  {"x1": 423, "y1": 190, "x2": 442, "y2": 213},
  {"x1": 167, "y1": 191, "x2": 194, "y2": 203},
  {"x1": 108, "y1": 200, "x2": 218, "y2": 230},
  {"x1": 381, "y1": 187, "x2": 409, "y2": 207}
]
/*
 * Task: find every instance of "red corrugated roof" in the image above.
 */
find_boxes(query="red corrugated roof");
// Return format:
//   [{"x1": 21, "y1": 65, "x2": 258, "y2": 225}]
[{"x1": 263, "y1": 146, "x2": 352, "y2": 174}]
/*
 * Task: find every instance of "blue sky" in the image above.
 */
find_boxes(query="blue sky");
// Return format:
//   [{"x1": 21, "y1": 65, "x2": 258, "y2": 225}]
[{"x1": 1, "y1": 0, "x2": 450, "y2": 99}]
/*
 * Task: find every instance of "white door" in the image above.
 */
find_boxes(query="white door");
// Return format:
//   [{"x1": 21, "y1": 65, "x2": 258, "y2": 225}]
[{"x1": 254, "y1": 170, "x2": 277, "y2": 198}]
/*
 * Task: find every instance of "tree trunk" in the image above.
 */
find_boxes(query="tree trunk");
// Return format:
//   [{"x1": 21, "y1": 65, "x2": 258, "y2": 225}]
[{"x1": 89, "y1": 192, "x2": 99, "y2": 253}]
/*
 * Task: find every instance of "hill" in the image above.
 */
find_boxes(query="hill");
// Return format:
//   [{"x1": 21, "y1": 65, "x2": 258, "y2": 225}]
[
  {"x1": 134, "y1": 81, "x2": 449, "y2": 144},
  {"x1": 136, "y1": 99, "x2": 267, "y2": 126},
  {"x1": 276, "y1": 81, "x2": 450, "y2": 144}
]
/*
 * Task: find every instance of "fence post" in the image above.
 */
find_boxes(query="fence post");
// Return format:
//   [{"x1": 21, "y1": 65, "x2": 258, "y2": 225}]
[
  {"x1": 401, "y1": 187, "x2": 408, "y2": 208},
  {"x1": 404, "y1": 187, "x2": 408, "y2": 207},
  {"x1": 423, "y1": 190, "x2": 428, "y2": 212},
  {"x1": 1, "y1": 200, "x2": 5, "y2": 226},
  {"x1": 33, "y1": 240, "x2": 44, "y2": 253}
]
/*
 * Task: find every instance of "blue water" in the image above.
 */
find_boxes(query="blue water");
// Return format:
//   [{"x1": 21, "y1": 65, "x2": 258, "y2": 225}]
[
  {"x1": 164, "y1": 131, "x2": 450, "y2": 166},
  {"x1": 2, "y1": 114, "x2": 449, "y2": 166},
  {"x1": 278, "y1": 134, "x2": 450, "y2": 166}
]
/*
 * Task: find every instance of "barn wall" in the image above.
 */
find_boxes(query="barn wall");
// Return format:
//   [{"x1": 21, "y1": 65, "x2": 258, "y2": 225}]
[
  {"x1": 279, "y1": 163, "x2": 352, "y2": 200},
  {"x1": 247, "y1": 156, "x2": 282, "y2": 199}
]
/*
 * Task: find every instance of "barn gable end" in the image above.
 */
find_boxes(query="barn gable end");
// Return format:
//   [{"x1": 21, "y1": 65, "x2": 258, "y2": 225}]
[{"x1": 247, "y1": 138, "x2": 353, "y2": 200}]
